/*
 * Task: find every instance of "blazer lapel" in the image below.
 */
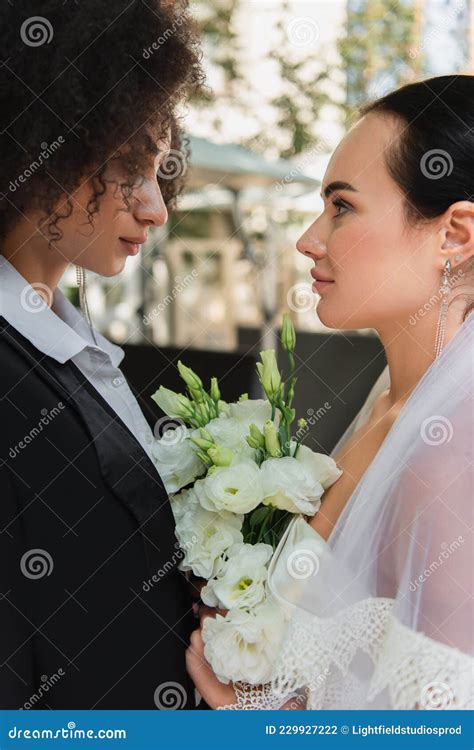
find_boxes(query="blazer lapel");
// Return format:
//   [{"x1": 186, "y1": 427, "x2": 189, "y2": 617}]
[{"x1": 1, "y1": 320, "x2": 180, "y2": 574}]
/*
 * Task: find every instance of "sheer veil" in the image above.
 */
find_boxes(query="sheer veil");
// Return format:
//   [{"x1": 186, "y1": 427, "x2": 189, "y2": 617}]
[{"x1": 267, "y1": 315, "x2": 473, "y2": 710}]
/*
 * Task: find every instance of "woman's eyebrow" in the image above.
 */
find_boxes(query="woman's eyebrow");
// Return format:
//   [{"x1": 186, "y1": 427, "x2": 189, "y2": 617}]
[{"x1": 321, "y1": 181, "x2": 358, "y2": 199}]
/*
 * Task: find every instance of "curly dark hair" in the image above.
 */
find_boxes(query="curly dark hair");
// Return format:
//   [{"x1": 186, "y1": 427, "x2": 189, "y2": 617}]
[{"x1": 0, "y1": 0, "x2": 203, "y2": 243}]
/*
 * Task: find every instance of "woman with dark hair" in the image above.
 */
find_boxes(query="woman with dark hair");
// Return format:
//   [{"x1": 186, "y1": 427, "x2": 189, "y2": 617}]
[
  {"x1": 187, "y1": 75, "x2": 474, "y2": 710},
  {"x1": 0, "y1": 1, "x2": 203, "y2": 709}
]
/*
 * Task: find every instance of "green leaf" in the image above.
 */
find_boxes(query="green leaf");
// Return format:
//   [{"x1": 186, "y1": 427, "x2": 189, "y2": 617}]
[{"x1": 249, "y1": 505, "x2": 270, "y2": 528}]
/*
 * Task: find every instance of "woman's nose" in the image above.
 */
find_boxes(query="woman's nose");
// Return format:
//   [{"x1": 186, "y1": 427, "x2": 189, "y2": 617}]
[
  {"x1": 133, "y1": 178, "x2": 168, "y2": 227},
  {"x1": 296, "y1": 228, "x2": 327, "y2": 260}
]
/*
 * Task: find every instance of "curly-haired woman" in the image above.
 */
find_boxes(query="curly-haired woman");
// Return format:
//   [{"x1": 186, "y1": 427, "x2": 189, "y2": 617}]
[{"x1": 0, "y1": 0, "x2": 203, "y2": 709}]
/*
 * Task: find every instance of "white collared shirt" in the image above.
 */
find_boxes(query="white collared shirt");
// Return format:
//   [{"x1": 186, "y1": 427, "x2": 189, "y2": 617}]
[{"x1": 0, "y1": 255, "x2": 156, "y2": 460}]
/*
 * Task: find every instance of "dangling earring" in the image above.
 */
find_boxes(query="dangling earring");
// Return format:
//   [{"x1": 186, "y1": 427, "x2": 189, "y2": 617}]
[
  {"x1": 75, "y1": 264, "x2": 98, "y2": 346},
  {"x1": 434, "y1": 259, "x2": 452, "y2": 359}
]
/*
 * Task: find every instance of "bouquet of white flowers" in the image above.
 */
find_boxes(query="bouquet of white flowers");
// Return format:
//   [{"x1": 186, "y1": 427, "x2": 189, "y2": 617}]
[{"x1": 151, "y1": 314, "x2": 342, "y2": 685}]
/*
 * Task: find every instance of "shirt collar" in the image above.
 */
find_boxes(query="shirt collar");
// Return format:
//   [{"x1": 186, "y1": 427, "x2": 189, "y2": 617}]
[{"x1": 0, "y1": 254, "x2": 124, "y2": 367}]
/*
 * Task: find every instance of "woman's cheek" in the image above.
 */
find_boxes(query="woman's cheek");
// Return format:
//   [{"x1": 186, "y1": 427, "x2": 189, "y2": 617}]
[{"x1": 331, "y1": 227, "x2": 381, "y2": 314}]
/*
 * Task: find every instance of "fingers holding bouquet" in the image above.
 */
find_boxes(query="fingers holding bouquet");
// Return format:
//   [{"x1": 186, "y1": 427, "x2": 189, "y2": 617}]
[{"x1": 186, "y1": 623, "x2": 237, "y2": 709}]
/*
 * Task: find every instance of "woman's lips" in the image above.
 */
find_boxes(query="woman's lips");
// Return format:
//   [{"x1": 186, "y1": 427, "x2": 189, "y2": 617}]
[
  {"x1": 310, "y1": 269, "x2": 335, "y2": 293},
  {"x1": 312, "y1": 279, "x2": 335, "y2": 293},
  {"x1": 120, "y1": 238, "x2": 141, "y2": 256}
]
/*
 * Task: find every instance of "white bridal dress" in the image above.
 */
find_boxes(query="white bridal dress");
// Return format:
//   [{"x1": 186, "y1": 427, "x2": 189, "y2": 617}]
[{"x1": 224, "y1": 314, "x2": 473, "y2": 710}]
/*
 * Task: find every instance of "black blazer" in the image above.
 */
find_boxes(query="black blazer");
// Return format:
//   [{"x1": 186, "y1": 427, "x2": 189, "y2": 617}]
[{"x1": 0, "y1": 316, "x2": 197, "y2": 709}]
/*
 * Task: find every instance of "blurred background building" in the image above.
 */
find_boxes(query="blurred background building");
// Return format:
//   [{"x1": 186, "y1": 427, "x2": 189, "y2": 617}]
[{"x1": 63, "y1": 0, "x2": 473, "y2": 452}]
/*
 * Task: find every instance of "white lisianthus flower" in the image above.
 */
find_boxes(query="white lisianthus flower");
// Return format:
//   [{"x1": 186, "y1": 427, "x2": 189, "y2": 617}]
[
  {"x1": 170, "y1": 486, "x2": 196, "y2": 525},
  {"x1": 228, "y1": 399, "x2": 274, "y2": 428},
  {"x1": 151, "y1": 427, "x2": 205, "y2": 494},
  {"x1": 201, "y1": 542, "x2": 272, "y2": 610},
  {"x1": 205, "y1": 415, "x2": 254, "y2": 460},
  {"x1": 195, "y1": 460, "x2": 263, "y2": 514},
  {"x1": 172, "y1": 489, "x2": 243, "y2": 580},
  {"x1": 260, "y1": 456, "x2": 326, "y2": 515},
  {"x1": 205, "y1": 399, "x2": 277, "y2": 462},
  {"x1": 202, "y1": 596, "x2": 287, "y2": 685},
  {"x1": 293, "y1": 443, "x2": 343, "y2": 490}
]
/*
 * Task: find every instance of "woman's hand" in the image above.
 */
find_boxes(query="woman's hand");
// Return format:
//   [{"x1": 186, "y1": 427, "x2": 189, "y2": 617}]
[
  {"x1": 186, "y1": 625, "x2": 237, "y2": 709},
  {"x1": 186, "y1": 617, "x2": 302, "y2": 710}
]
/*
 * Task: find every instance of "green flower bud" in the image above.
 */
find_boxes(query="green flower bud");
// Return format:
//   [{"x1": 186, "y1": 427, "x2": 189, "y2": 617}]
[
  {"x1": 191, "y1": 436, "x2": 214, "y2": 450},
  {"x1": 246, "y1": 435, "x2": 261, "y2": 450},
  {"x1": 199, "y1": 428, "x2": 214, "y2": 443},
  {"x1": 177, "y1": 361, "x2": 203, "y2": 391},
  {"x1": 210, "y1": 377, "x2": 221, "y2": 403},
  {"x1": 238, "y1": 393, "x2": 249, "y2": 401},
  {"x1": 195, "y1": 450, "x2": 213, "y2": 467},
  {"x1": 208, "y1": 446, "x2": 234, "y2": 467},
  {"x1": 249, "y1": 423, "x2": 265, "y2": 448},
  {"x1": 196, "y1": 402, "x2": 210, "y2": 424},
  {"x1": 264, "y1": 420, "x2": 282, "y2": 457},
  {"x1": 151, "y1": 386, "x2": 193, "y2": 418},
  {"x1": 189, "y1": 386, "x2": 205, "y2": 404},
  {"x1": 256, "y1": 350, "x2": 281, "y2": 401},
  {"x1": 297, "y1": 418, "x2": 307, "y2": 430},
  {"x1": 281, "y1": 312, "x2": 296, "y2": 353}
]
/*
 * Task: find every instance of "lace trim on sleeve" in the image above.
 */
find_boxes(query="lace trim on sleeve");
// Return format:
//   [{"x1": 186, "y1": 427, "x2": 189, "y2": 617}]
[
  {"x1": 217, "y1": 682, "x2": 299, "y2": 710},
  {"x1": 269, "y1": 597, "x2": 473, "y2": 710},
  {"x1": 370, "y1": 616, "x2": 473, "y2": 710}
]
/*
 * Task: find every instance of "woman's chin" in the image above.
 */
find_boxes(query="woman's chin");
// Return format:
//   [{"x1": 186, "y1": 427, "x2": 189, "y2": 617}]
[
  {"x1": 317, "y1": 301, "x2": 361, "y2": 331},
  {"x1": 92, "y1": 256, "x2": 127, "y2": 278},
  {"x1": 316, "y1": 300, "x2": 340, "y2": 329}
]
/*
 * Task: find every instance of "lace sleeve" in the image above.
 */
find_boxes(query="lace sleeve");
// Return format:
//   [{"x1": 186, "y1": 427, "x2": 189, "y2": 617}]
[
  {"x1": 217, "y1": 682, "x2": 300, "y2": 710},
  {"x1": 269, "y1": 597, "x2": 474, "y2": 710}
]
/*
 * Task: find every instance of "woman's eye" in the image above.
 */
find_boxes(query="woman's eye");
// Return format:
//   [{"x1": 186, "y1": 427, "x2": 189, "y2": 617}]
[{"x1": 332, "y1": 197, "x2": 351, "y2": 217}]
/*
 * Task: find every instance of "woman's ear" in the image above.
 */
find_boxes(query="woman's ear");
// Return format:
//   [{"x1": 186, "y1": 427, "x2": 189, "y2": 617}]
[{"x1": 439, "y1": 201, "x2": 474, "y2": 271}]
